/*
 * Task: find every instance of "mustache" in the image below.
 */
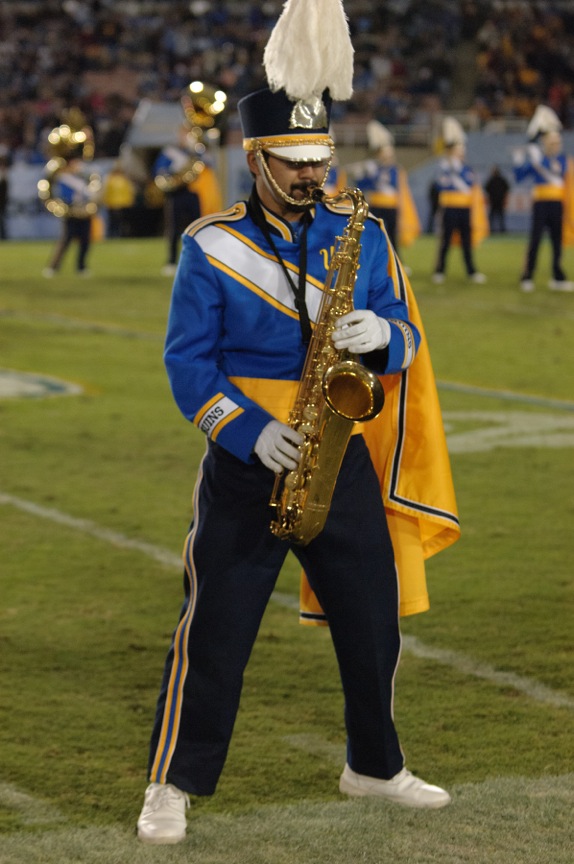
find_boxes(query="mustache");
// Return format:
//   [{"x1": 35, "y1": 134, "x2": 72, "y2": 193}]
[{"x1": 290, "y1": 181, "x2": 317, "y2": 194}]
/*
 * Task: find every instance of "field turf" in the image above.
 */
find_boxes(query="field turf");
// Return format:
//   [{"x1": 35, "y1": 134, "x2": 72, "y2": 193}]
[{"x1": 0, "y1": 233, "x2": 573, "y2": 863}]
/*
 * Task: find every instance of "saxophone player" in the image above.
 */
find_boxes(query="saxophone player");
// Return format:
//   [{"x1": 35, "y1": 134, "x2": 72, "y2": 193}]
[{"x1": 137, "y1": 0, "x2": 458, "y2": 845}]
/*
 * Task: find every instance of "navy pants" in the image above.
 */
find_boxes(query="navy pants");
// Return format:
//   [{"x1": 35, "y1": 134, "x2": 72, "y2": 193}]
[
  {"x1": 164, "y1": 188, "x2": 200, "y2": 265},
  {"x1": 147, "y1": 436, "x2": 404, "y2": 795},
  {"x1": 435, "y1": 206, "x2": 476, "y2": 275},
  {"x1": 522, "y1": 200, "x2": 565, "y2": 281},
  {"x1": 371, "y1": 206, "x2": 398, "y2": 251},
  {"x1": 49, "y1": 216, "x2": 91, "y2": 272}
]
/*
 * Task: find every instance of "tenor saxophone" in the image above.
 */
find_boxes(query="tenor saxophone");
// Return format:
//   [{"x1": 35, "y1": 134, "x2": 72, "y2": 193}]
[{"x1": 269, "y1": 187, "x2": 385, "y2": 545}]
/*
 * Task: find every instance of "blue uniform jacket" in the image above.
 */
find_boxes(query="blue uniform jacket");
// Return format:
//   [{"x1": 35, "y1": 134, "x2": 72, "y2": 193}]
[
  {"x1": 54, "y1": 169, "x2": 94, "y2": 208},
  {"x1": 164, "y1": 197, "x2": 421, "y2": 463},
  {"x1": 514, "y1": 149, "x2": 567, "y2": 201},
  {"x1": 356, "y1": 160, "x2": 399, "y2": 204}
]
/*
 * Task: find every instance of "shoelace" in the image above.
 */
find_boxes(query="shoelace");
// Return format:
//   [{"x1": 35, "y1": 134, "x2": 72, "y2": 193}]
[{"x1": 149, "y1": 785, "x2": 189, "y2": 811}]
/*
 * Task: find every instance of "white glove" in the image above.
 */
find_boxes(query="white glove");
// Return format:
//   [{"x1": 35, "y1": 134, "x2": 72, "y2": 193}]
[
  {"x1": 254, "y1": 420, "x2": 303, "y2": 473},
  {"x1": 511, "y1": 147, "x2": 525, "y2": 166},
  {"x1": 527, "y1": 143, "x2": 542, "y2": 165},
  {"x1": 331, "y1": 310, "x2": 391, "y2": 354}
]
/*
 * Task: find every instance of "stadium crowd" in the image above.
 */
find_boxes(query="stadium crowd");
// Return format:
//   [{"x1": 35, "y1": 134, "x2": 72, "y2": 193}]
[
  {"x1": 1, "y1": 0, "x2": 573, "y2": 168},
  {"x1": 472, "y1": 1, "x2": 574, "y2": 127}
]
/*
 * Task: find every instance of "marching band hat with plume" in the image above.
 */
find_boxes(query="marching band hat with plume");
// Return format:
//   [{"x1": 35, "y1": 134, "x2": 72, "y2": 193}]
[
  {"x1": 527, "y1": 104, "x2": 562, "y2": 142},
  {"x1": 238, "y1": 0, "x2": 354, "y2": 163},
  {"x1": 366, "y1": 120, "x2": 395, "y2": 152},
  {"x1": 442, "y1": 116, "x2": 466, "y2": 148}
]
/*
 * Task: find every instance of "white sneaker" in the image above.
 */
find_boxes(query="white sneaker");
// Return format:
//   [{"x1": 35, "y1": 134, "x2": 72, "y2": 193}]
[
  {"x1": 548, "y1": 279, "x2": 574, "y2": 292},
  {"x1": 431, "y1": 272, "x2": 445, "y2": 284},
  {"x1": 470, "y1": 272, "x2": 486, "y2": 284},
  {"x1": 42, "y1": 268, "x2": 55, "y2": 278},
  {"x1": 137, "y1": 782, "x2": 189, "y2": 844},
  {"x1": 339, "y1": 763, "x2": 451, "y2": 809},
  {"x1": 520, "y1": 279, "x2": 535, "y2": 292}
]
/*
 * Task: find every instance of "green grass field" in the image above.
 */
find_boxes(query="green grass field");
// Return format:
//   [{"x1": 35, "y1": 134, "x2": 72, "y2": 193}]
[{"x1": 1, "y1": 233, "x2": 573, "y2": 863}]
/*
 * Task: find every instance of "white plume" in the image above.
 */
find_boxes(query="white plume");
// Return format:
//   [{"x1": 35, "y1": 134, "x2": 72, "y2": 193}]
[
  {"x1": 367, "y1": 120, "x2": 394, "y2": 151},
  {"x1": 263, "y1": 0, "x2": 354, "y2": 102},
  {"x1": 527, "y1": 105, "x2": 562, "y2": 140},
  {"x1": 442, "y1": 116, "x2": 466, "y2": 146}
]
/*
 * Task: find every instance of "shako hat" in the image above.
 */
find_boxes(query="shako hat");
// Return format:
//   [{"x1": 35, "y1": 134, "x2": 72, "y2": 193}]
[
  {"x1": 366, "y1": 120, "x2": 394, "y2": 152},
  {"x1": 239, "y1": 87, "x2": 333, "y2": 162},
  {"x1": 527, "y1": 105, "x2": 562, "y2": 142},
  {"x1": 442, "y1": 116, "x2": 466, "y2": 148},
  {"x1": 238, "y1": 0, "x2": 353, "y2": 163}
]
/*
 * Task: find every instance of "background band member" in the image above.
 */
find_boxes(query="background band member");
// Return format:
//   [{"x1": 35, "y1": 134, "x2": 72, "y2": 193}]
[
  {"x1": 432, "y1": 116, "x2": 487, "y2": 285},
  {"x1": 38, "y1": 109, "x2": 101, "y2": 277},
  {"x1": 353, "y1": 120, "x2": 420, "y2": 256},
  {"x1": 484, "y1": 165, "x2": 510, "y2": 234},
  {"x1": 513, "y1": 105, "x2": 574, "y2": 293},
  {"x1": 153, "y1": 100, "x2": 223, "y2": 276}
]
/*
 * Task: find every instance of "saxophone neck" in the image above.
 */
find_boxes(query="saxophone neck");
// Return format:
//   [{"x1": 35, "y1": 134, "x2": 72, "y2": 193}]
[{"x1": 312, "y1": 186, "x2": 369, "y2": 221}]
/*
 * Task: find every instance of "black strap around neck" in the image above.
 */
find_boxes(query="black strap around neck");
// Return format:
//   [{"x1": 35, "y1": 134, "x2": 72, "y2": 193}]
[{"x1": 247, "y1": 187, "x2": 312, "y2": 344}]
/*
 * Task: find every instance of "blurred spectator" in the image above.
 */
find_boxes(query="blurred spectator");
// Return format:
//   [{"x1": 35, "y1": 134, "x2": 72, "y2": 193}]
[
  {"x1": 472, "y1": 2, "x2": 574, "y2": 126},
  {"x1": 0, "y1": 0, "x2": 483, "y2": 165},
  {"x1": 1, "y1": 0, "x2": 573, "y2": 174},
  {"x1": 484, "y1": 165, "x2": 510, "y2": 233},
  {"x1": 101, "y1": 160, "x2": 137, "y2": 237},
  {"x1": 0, "y1": 153, "x2": 9, "y2": 239}
]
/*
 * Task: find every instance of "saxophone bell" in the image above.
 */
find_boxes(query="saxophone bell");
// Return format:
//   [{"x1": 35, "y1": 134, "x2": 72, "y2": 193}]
[{"x1": 323, "y1": 360, "x2": 385, "y2": 421}]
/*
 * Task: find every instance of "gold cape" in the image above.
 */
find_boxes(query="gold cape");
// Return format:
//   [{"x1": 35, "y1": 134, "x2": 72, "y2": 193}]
[{"x1": 300, "y1": 260, "x2": 460, "y2": 624}]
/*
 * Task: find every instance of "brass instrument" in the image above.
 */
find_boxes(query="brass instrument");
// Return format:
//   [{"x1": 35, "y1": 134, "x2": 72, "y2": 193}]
[
  {"x1": 269, "y1": 187, "x2": 385, "y2": 545},
  {"x1": 37, "y1": 108, "x2": 101, "y2": 218},
  {"x1": 154, "y1": 81, "x2": 227, "y2": 193}
]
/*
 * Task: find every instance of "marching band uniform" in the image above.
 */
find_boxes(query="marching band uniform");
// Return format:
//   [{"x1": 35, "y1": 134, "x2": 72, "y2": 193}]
[
  {"x1": 137, "y1": 0, "x2": 458, "y2": 845},
  {"x1": 162, "y1": 201, "x2": 419, "y2": 461},
  {"x1": 39, "y1": 109, "x2": 101, "y2": 277},
  {"x1": 354, "y1": 121, "x2": 420, "y2": 253},
  {"x1": 42, "y1": 158, "x2": 99, "y2": 276},
  {"x1": 432, "y1": 117, "x2": 487, "y2": 284},
  {"x1": 153, "y1": 128, "x2": 222, "y2": 275},
  {"x1": 513, "y1": 105, "x2": 574, "y2": 292}
]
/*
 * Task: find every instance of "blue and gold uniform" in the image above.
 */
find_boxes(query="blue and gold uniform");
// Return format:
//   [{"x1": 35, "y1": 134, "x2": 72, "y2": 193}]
[
  {"x1": 514, "y1": 145, "x2": 570, "y2": 286},
  {"x1": 164, "y1": 199, "x2": 419, "y2": 462},
  {"x1": 355, "y1": 160, "x2": 400, "y2": 248},
  {"x1": 153, "y1": 141, "x2": 222, "y2": 270},
  {"x1": 434, "y1": 154, "x2": 484, "y2": 279},
  {"x1": 138, "y1": 3, "x2": 458, "y2": 837},
  {"x1": 145, "y1": 188, "x2": 459, "y2": 797}
]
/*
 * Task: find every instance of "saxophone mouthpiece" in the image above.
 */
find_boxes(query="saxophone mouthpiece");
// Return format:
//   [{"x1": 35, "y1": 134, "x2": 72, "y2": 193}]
[{"x1": 310, "y1": 185, "x2": 325, "y2": 202}]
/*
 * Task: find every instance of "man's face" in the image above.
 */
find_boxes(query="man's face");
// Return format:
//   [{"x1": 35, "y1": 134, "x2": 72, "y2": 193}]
[
  {"x1": 378, "y1": 144, "x2": 395, "y2": 165},
  {"x1": 542, "y1": 131, "x2": 562, "y2": 158},
  {"x1": 248, "y1": 151, "x2": 330, "y2": 218}
]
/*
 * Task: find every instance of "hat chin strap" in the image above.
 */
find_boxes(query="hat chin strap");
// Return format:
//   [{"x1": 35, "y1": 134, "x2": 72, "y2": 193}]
[{"x1": 254, "y1": 142, "x2": 331, "y2": 207}]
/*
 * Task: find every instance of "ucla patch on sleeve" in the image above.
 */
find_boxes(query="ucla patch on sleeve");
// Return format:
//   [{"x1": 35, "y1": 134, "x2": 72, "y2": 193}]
[{"x1": 195, "y1": 394, "x2": 244, "y2": 439}]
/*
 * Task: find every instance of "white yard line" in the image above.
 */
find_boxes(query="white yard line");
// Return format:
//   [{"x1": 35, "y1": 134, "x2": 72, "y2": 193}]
[
  {"x1": 1, "y1": 491, "x2": 573, "y2": 712},
  {"x1": 0, "y1": 491, "x2": 182, "y2": 569},
  {"x1": 437, "y1": 380, "x2": 574, "y2": 412}
]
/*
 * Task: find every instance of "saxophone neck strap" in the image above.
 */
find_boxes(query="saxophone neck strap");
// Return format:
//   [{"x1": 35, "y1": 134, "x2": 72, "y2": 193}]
[{"x1": 247, "y1": 187, "x2": 312, "y2": 345}]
